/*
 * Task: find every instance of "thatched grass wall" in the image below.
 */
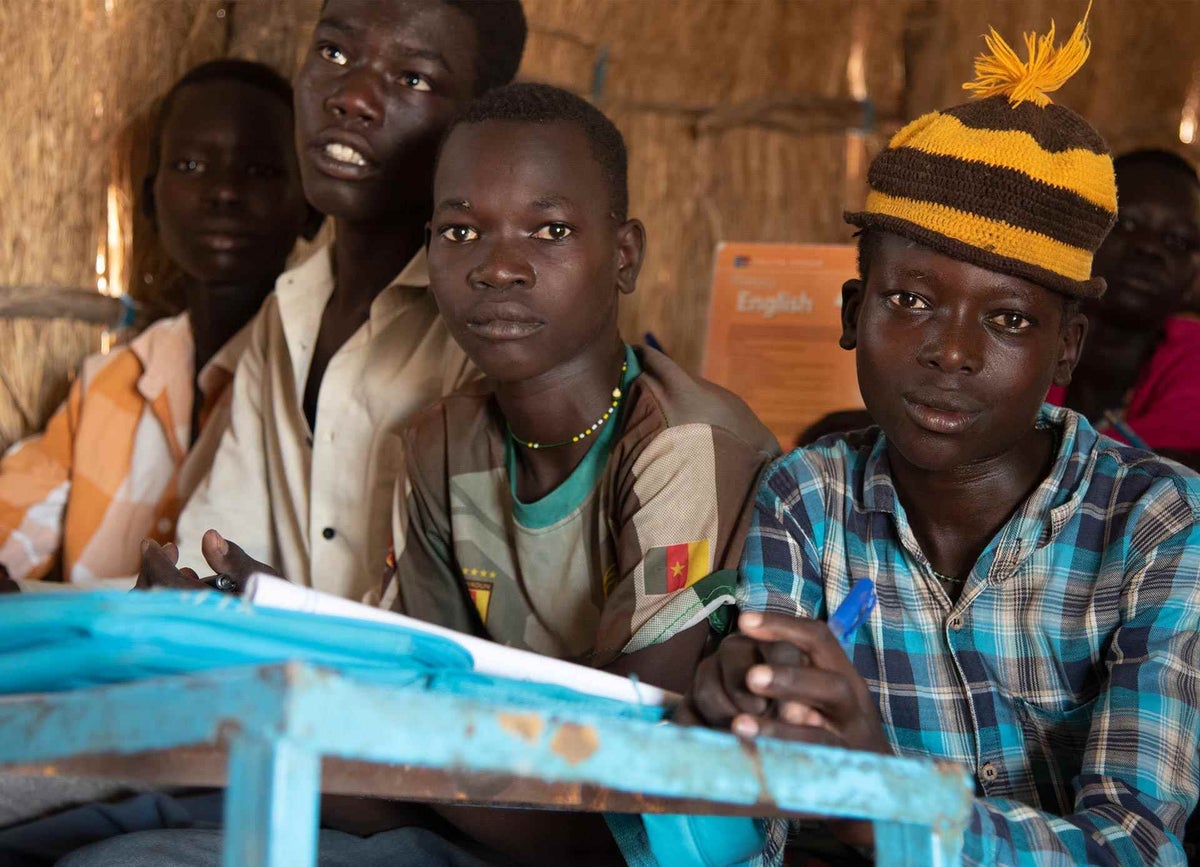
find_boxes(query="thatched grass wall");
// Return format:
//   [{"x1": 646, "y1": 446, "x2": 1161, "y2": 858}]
[
  {"x1": 0, "y1": 0, "x2": 228, "y2": 450},
  {"x1": 3, "y1": 0, "x2": 1198, "y2": 452}
]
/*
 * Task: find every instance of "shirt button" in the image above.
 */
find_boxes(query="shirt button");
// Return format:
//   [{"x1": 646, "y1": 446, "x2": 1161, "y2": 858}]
[
  {"x1": 322, "y1": 527, "x2": 336, "y2": 540},
  {"x1": 981, "y1": 762, "x2": 998, "y2": 782},
  {"x1": 156, "y1": 518, "x2": 173, "y2": 535},
  {"x1": 949, "y1": 616, "x2": 964, "y2": 630}
]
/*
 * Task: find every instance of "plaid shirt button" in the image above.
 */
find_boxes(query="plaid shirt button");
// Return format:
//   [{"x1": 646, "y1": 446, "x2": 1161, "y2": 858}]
[
  {"x1": 949, "y1": 616, "x2": 964, "y2": 630},
  {"x1": 981, "y1": 762, "x2": 998, "y2": 782}
]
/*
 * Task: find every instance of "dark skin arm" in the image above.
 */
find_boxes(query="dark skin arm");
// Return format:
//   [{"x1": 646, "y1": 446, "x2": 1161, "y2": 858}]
[
  {"x1": 604, "y1": 618, "x2": 711, "y2": 695},
  {"x1": 680, "y1": 612, "x2": 891, "y2": 849}
]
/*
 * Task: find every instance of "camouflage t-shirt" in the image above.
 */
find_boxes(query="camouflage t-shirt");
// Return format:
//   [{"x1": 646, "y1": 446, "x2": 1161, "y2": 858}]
[{"x1": 380, "y1": 345, "x2": 779, "y2": 664}]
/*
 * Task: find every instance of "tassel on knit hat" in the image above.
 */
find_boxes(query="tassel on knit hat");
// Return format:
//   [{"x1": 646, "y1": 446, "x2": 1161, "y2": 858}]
[{"x1": 845, "y1": 4, "x2": 1116, "y2": 298}]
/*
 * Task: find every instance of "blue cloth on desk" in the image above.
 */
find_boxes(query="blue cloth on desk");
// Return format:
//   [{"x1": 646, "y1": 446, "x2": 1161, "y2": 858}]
[
  {"x1": 0, "y1": 590, "x2": 467, "y2": 693},
  {"x1": 2, "y1": 592, "x2": 777, "y2": 866},
  {"x1": 0, "y1": 591, "x2": 662, "y2": 722}
]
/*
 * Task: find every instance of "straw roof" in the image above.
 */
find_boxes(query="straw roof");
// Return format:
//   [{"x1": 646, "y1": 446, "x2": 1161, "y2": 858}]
[{"x1": 2, "y1": 0, "x2": 1198, "y2": 451}]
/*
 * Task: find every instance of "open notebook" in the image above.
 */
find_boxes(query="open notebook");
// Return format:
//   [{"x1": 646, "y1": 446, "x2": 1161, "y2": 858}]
[{"x1": 245, "y1": 573, "x2": 677, "y2": 708}]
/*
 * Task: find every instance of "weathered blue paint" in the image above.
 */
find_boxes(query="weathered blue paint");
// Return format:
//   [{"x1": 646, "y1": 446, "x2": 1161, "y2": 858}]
[
  {"x1": 875, "y1": 818, "x2": 964, "y2": 867},
  {"x1": 224, "y1": 736, "x2": 320, "y2": 867},
  {"x1": 0, "y1": 663, "x2": 974, "y2": 866},
  {"x1": 0, "y1": 665, "x2": 290, "y2": 765},
  {"x1": 287, "y1": 665, "x2": 971, "y2": 828}
]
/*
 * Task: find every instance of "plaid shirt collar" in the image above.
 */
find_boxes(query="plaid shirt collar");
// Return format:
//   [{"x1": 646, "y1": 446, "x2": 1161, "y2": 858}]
[{"x1": 857, "y1": 404, "x2": 1101, "y2": 581}]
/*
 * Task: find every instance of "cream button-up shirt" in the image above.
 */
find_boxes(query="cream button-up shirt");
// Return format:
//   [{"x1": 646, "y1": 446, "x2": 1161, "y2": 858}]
[{"x1": 177, "y1": 247, "x2": 473, "y2": 600}]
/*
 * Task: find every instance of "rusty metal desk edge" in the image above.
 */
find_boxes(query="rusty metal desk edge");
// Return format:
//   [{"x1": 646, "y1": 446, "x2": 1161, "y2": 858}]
[{"x1": 0, "y1": 663, "x2": 973, "y2": 867}]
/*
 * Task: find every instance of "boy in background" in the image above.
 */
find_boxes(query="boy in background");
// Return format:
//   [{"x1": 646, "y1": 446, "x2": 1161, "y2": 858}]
[
  {"x1": 683, "y1": 16, "x2": 1200, "y2": 866},
  {"x1": 0, "y1": 60, "x2": 314, "y2": 588},
  {"x1": 0, "y1": 58, "x2": 315, "y2": 861},
  {"x1": 172, "y1": 0, "x2": 526, "y2": 601},
  {"x1": 1052, "y1": 150, "x2": 1200, "y2": 464}
]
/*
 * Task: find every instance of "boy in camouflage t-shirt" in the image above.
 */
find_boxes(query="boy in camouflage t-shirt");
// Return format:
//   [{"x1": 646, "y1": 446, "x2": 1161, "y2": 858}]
[
  {"x1": 381, "y1": 83, "x2": 779, "y2": 682},
  {"x1": 373, "y1": 82, "x2": 779, "y2": 864},
  {"x1": 383, "y1": 341, "x2": 777, "y2": 665}
]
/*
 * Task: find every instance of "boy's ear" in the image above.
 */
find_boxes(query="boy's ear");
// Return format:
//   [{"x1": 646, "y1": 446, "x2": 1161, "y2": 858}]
[
  {"x1": 839, "y1": 279, "x2": 864, "y2": 350},
  {"x1": 615, "y1": 219, "x2": 646, "y2": 296},
  {"x1": 1051, "y1": 308, "x2": 1089, "y2": 388}
]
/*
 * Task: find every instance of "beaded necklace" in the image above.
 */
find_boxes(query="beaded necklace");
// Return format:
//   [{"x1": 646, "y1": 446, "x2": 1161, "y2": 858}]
[
  {"x1": 931, "y1": 569, "x2": 965, "y2": 584},
  {"x1": 932, "y1": 568, "x2": 967, "y2": 604},
  {"x1": 508, "y1": 359, "x2": 628, "y2": 450}
]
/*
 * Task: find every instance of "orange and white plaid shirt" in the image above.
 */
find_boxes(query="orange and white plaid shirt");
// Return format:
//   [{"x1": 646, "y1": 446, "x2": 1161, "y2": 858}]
[{"x1": 0, "y1": 313, "x2": 248, "y2": 583}]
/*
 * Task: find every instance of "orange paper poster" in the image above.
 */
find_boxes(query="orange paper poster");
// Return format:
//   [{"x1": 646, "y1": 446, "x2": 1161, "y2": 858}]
[{"x1": 702, "y1": 242, "x2": 863, "y2": 447}]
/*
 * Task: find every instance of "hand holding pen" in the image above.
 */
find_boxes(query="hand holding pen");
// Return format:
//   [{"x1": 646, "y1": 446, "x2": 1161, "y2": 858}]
[
  {"x1": 133, "y1": 529, "x2": 278, "y2": 595},
  {"x1": 677, "y1": 579, "x2": 890, "y2": 757},
  {"x1": 729, "y1": 580, "x2": 887, "y2": 753}
]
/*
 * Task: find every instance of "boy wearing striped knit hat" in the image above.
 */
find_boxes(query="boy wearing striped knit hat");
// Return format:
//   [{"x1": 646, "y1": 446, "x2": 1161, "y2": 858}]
[{"x1": 682, "y1": 10, "x2": 1200, "y2": 865}]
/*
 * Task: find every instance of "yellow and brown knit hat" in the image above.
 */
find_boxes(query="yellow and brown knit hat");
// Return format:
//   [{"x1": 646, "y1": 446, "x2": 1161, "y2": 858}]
[{"x1": 846, "y1": 8, "x2": 1116, "y2": 298}]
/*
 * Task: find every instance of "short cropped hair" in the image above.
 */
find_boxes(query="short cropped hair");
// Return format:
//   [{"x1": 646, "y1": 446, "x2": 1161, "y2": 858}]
[
  {"x1": 449, "y1": 82, "x2": 629, "y2": 221},
  {"x1": 444, "y1": 0, "x2": 527, "y2": 94},
  {"x1": 144, "y1": 59, "x2": 295, "y2": 219},
  {"x1": 1114, "y1": 149, "x2": 1200, "y2": 190}
]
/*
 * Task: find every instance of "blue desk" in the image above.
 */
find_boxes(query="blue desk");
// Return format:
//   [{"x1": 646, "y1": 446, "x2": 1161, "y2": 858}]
[{"x1": 0, "y1": 663, "x2": 973, "y2": 866}]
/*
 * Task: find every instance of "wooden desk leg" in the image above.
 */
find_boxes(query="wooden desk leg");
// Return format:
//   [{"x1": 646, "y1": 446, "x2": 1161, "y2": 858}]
[
  {"x1": 222, "y1": 735, "x2": 321, "y2": 867},
  {"x1": 874, "y1": 820, "x2": 964, "y2": 867}
]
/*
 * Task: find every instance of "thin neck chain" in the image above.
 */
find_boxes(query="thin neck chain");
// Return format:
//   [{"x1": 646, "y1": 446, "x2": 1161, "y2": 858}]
[
  {"x1": 932, "y1": 569, "x2": 965, "y2": 584},
  {"x1": 508, "y1": 359, "x2": 628, "y2": 450}
]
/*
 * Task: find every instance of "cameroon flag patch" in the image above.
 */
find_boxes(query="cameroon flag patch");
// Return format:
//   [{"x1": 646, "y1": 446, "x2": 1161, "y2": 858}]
[
  {"x1": 643, "y1": 540, "x2": 711, "y2": 595},
  {"x1": 466, "y1": 579, "x2": 493, "y2": 624}
]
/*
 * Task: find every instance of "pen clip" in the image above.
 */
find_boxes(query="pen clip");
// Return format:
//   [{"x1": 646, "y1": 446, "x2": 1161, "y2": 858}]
[{"x1": 202, "y1": 573, "x2": 239, "y2": 594}]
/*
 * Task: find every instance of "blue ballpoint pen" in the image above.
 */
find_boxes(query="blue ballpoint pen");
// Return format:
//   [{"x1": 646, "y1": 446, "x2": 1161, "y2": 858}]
[{"x1": 827, "y1": 578, "x2": 877, "y2": 654}]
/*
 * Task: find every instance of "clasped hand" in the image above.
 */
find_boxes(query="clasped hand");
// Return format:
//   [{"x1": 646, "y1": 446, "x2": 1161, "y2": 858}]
[
  {"x1": 676, "y1": 612, "x2": 892, "y2": 849},
  {"x1": 678, "y1": 611, "x2": 891, "y2": 756},
  {"x1": 134, "y1": 528, "x2": 277, "y2": 594}
]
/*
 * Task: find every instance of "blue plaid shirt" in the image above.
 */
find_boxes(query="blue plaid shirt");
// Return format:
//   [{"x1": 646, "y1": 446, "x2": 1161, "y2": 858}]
[{"x1": 739, "y1": 405, "x2": 1200, "y2": 865}]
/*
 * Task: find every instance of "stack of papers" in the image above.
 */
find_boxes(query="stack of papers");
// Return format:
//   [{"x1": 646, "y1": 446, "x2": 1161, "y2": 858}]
[{"x1": 245, "y1": 573, "x2": 677, "y2": 708}]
